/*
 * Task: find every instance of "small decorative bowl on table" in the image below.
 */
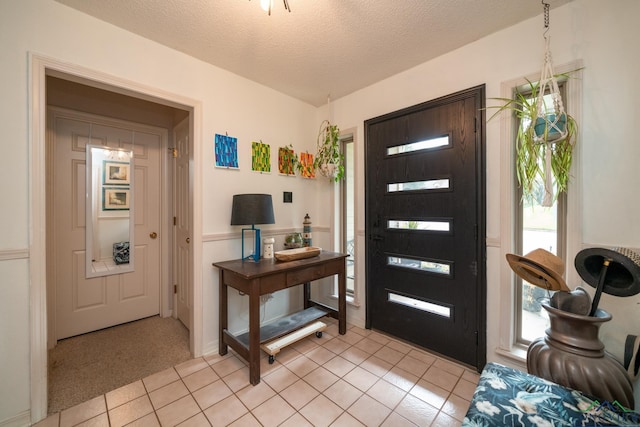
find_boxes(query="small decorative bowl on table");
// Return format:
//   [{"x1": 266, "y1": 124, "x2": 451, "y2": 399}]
[{"x1": 274, "y1": 247, "x2": 321, "y2": 262}]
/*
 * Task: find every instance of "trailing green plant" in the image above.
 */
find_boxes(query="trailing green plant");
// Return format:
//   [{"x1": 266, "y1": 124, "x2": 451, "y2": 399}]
[
  {"x1": 313, "y1": 120, "x2": 344, "y2": 182},
  {"x1": 487, "y1": 76, "x2": 577, "y2": 203}
]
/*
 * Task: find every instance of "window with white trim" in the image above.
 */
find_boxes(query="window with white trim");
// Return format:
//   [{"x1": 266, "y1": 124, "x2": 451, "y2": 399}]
[
  {"x1": 515, "y1": 83, "x2": 568, "y2": 344},
  {"x1": 498, "y1": 61, "x2": 582, "y2": 360}
]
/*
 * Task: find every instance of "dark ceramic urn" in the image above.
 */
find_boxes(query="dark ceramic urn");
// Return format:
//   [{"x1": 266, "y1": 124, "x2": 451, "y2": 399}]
[{"x1": 527, "y1": 301, "x2": 634, "y2": 409}]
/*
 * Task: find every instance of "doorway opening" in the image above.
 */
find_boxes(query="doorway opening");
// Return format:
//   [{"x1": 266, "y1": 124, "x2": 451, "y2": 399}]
[{"x1": 29, "y1": 54, "x2": 202, "y2": 422}]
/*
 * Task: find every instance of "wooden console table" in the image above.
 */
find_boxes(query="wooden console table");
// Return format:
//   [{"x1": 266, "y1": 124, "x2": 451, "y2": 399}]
[{"x1": 213, "y1": 251, "x2": 348, "y2": 385}]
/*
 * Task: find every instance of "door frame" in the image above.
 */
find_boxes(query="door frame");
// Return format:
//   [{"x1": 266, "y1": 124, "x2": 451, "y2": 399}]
[
  {"x1": 29, "y1": 54, "x2": 203, "y2": 422},
  {"x1": 363, "y1": 86, "x2": 487, "y2": 370}
]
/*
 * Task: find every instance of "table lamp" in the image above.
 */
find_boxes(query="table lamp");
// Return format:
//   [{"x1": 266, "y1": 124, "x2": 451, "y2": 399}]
[{"x1": 230, "y1": 194, "x2": 275, "y2": 262}]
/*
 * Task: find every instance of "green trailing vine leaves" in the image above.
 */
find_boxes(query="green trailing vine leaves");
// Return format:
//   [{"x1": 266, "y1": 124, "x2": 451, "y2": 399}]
[
  {"x1": 487, "y1": 74, "x2": 578, "y2": 203},
  {"x1": 314, "y1": 120, "x2": 345, "y2": 182},
  {"x1": 281, "y1": 119, "x2": 345, "y2": 181}
]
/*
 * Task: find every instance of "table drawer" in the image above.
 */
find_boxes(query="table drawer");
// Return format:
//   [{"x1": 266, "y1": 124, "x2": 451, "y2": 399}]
[
  {"x1": 286, "y1": 265, "x2": 325, "y2": 286},
  {"x1": 260, "y1": 273, "x2": 287, "y2": 294}
]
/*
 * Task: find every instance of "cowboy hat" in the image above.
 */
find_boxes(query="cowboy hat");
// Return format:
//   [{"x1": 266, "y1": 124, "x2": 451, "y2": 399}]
[{"x1": 506, "y1": 248, "x2": 570, "y2": 292}]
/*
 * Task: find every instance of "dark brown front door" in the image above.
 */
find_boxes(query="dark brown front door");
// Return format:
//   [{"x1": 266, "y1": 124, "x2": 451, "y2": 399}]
[{"x1": 364, "y1": 86, "x2": 486, "y2": 370}]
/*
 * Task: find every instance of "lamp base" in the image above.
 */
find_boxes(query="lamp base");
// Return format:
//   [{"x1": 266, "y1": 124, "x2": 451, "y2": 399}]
[{"x1": 241, "y1": 226, "x2": 261, "y2": 262}]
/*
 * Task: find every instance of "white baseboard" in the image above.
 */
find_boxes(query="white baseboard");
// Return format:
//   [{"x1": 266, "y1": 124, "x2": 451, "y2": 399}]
[
  {"x1": 0, "y1": 410, "x2": 30, "y2": 427},
  {"x1": 201, "y1": 339, "x2": 219, "y2": 357}
]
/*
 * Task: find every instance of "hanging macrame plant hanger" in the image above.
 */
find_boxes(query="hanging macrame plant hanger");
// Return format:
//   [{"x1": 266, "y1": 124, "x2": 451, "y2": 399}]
[
  {"x1": 316, "y1": 95, "x2": 340, "y2": 180},
  {"x1": 535, "y1": 1, "x2": 568, "y2": 206}
]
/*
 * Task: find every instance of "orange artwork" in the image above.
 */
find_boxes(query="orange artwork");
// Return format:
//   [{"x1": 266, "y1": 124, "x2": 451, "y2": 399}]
[{"x1": 299, "y1": 152, "x2": 315, "y2": 179}]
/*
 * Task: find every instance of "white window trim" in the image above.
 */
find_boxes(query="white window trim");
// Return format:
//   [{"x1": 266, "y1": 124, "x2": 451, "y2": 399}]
[
  {"x1": 329, "y1": 293, "x2": 361, "y2": 308},
  {"x1": 497, "y1": 60, "x2": 584, "y2": 359},
  {"x1": 334, "y1": 127, "x2": 363, "y2": 306}
]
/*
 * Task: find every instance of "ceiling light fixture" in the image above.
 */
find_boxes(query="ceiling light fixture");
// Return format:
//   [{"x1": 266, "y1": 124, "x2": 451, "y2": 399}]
[{"x1": 252, "y1": 0, "x2": 291, "y2": 15}]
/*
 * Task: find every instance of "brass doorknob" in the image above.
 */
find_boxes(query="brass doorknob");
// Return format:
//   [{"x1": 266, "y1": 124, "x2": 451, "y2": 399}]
[{"x1": 150, "y1": 232, "x2": 158, "y2": 239}]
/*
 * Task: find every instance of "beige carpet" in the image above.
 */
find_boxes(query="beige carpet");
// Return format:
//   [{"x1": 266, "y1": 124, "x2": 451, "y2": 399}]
[{"x1": 48, "y1": 315, "x2": 191, "y2": 414}]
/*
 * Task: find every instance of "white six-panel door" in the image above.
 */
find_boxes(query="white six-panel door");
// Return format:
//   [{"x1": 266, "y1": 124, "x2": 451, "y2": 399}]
[{"x1": 48, "y1": 107, "x2": 164, "y2": 341}]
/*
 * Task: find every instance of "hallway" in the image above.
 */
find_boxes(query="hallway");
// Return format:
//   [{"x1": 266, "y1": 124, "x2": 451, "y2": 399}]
[{"x1": 48, "y1": 316, "x2": 191, "y2": 414}]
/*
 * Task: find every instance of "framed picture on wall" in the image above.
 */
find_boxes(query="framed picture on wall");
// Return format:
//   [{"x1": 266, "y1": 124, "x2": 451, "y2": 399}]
[
  {"x1": 278, "y1": 146, "x2": 297, "y2": 176},
  {"x1": 103, "y1": 160, "x2": 130, "y2": 185},
  {"x1": 251, "y1": 140, "x2": 271, "y2": 173},
  {"x1": 214, "y1": 133, "x2": 239, "y2": 169},
  {"x1": 299, "y1": 152, "x2": 315, "y2": 179},
  {"x1": 103, "y1": 187, "x2": 130, "y2": 210}
]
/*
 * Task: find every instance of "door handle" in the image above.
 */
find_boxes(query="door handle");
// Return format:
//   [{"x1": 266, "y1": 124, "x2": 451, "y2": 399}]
[
  {"x1": 150, "y1": 232, "x2": 158, "y2": 239},
  {"x1": 186, "y1": 237, "x2": 190, "y2": 244}
]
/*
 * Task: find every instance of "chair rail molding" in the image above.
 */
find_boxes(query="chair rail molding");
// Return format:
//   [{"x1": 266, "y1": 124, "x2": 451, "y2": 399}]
[{"x1": 0, "y1": 249, "x2": 29, "y2": 261}]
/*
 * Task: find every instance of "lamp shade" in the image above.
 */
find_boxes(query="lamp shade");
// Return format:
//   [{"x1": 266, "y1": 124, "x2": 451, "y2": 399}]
[{"x1": 230, "y1": 194, "x2": 275, "y2": 226}]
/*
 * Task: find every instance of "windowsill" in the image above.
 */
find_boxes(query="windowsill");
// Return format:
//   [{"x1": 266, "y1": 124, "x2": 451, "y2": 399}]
[
  {"x1": 495, "y1": 345, "x2": 528, "y2": 366},
  {"x1": 329, "y1": 293, "x2": 360, "y2": 308}
]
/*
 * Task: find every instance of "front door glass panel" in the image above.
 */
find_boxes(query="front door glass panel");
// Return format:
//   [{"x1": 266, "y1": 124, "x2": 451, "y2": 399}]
[
  {"x1": 388, "y1": 292, "x2": 452, "y2": 318},
  {"x1": 387, "y1": 256, "x2": 452, "y2": 276},
  {"x1": 387, "y1": 136, "x2": 450, "y2": 156},
  {"x1": 388, "y1": 178, "x2": 450, "y2": 193}
]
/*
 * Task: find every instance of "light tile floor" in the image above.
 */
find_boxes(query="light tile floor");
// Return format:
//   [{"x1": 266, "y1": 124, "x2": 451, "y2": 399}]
[{"x1": 36, "y1": 319, "x2": 477, "y2": 427}]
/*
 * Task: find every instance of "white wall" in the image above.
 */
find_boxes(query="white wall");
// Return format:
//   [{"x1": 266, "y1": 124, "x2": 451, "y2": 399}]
[
  {"x1": 1, "y1": 0, "x2": 639, "y2": 423},
  {"x1": 0, "y1": 0, "x2": 324, "y2": 423}
]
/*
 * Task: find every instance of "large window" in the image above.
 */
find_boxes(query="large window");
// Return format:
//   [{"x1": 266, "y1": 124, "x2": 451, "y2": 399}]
[{"x1": 515, "y1": 85, "x2": 568, "y2": 344}]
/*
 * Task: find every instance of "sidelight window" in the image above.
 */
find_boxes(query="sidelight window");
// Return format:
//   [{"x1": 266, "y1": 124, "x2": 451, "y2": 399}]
[
  {"x1": 497, "y1": 62, "x2": 582, "y2": 362},
  {"x1": 515, "y1": 85, "x2": 568, "y2": 345},
  {"x1": 341, "y1": 135, "x2": 355, "y2": 296}
]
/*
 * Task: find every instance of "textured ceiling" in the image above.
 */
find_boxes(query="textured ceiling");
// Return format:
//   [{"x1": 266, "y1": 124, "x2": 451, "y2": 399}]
[{"x1": 55, "y1": 0, "x2": 572, "y2": 107}]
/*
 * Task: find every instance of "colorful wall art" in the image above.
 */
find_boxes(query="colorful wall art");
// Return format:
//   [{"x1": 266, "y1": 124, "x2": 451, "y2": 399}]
[
  {"x1": 214, "y1": 133, "x2": 239, "y2": 168},
  {"x1": 299, "y1": 152, "x2": 315, "y2": 179},
  {"x1": 251, "y1": 141, "x2": 271, "y2": 173},
  {"x1": 278, "y1": 146, "x2": 297, "y2": 176}
]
